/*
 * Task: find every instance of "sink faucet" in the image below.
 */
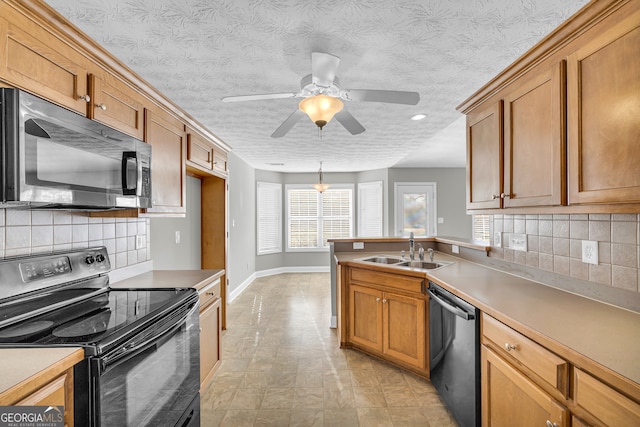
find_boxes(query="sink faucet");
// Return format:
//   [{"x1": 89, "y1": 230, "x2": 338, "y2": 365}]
[
  {"x1": 428, "y1": 248, "x2": 434, "y2": 262},
  {"x1": 418, "y1": 244, "x2": 424, "y2": 261},
  {"x1": 409, "y1": 232, "x2": 415, "y2": 260}
]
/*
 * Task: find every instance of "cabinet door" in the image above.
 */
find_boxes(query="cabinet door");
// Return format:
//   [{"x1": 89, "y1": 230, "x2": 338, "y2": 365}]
[
  {"x1": 503, "y1": 61, "x2": 566, "y2": 208},
  {"x1": 89, "y1": 74, "x2": 145, "y2": 139},
  {"x1": 143, "y1": 108, "x2": 187, "y2": 215},
  {"x1": 213, "y1": 147, "x2": 228, "y2": 177},
  {"x1": 382, "y1": 291, "x2": 426, "y2": 370},
  {"x1": 349, "y1": 284, "x2": 383, "y2": 352},
  {"x1": 200, "y1": 297, "x2": 221, "y2": 391},
  {"x1": 482, "y1": 345, "x2": 568, "y2": 427},
  {"x1": 0, "y1": 14, "x2": 90, "y2": 114},
  {"x1": 466, "y1": 101, "x2": 503, "y2": 210},
  {"x1": 187, "y1": 131, "x2": 214, "y2": 170},
  {"x1": 567, "y1": 9, "x2": 640, "y2": 204}
]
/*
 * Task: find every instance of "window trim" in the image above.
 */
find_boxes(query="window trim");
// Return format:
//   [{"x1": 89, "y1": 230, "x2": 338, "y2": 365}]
[{"x1": 285, "y1": 183, "x2": 354, "y2": 252}]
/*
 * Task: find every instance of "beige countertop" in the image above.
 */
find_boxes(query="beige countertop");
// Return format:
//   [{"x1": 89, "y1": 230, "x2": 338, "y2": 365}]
[
  {"x1": 337, "y1": 251, "x2": 640, "y2": 389},
  {"x1": 0, "y1": 347, "x2": 84, "y2": 402},
  {"x1": 111, "y1": 269, "x2": 224, "y2": 291}
]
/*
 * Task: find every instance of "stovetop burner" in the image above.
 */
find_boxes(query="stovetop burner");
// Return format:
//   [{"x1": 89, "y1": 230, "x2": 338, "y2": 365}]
[
  {"x1": 53, "y1": 308, "x2": 128, "y2": 338},
  {"x1": 0, "y1": 320, "x2": 54, "y2": 338}
]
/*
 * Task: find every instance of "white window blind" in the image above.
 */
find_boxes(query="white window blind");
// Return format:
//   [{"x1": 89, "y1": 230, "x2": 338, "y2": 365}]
[
  {"x1": 473, "y1": 214, "x2": 491, "y2": 243},
  {"x1": 257, "y1": 182, "x2": 282, "y2": 254},
  {"x1": 287, "y1": 185, "x2": 353, "y2": 250},
  {"x1": 358, "y1": 181, "x2": 383, "y2": 237}
]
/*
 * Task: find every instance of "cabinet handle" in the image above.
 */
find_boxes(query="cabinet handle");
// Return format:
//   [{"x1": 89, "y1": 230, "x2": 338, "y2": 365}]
[
  {"x1": 96, "y1": 103, "x2": 107, "y2": 111},
  {"x1": 207, "y1": 152, "x2": 212, "y2": 163},
  {"x1": 505, "y1": 343, "x2": 517, "y2": 351},
  {"x1": 206, "y1": 292, "x2": 216, "y2": 296},
  {"x1": 546, "y1": 421, "x2": 559, "y2": 427},
  {"x1": 79, "y1": 94, "x2": 91, "y2": 103},
  {"x1": 376, "y1": 297, "x2": 380, "y2": 302},
  {"x1": 501, "y1": 193, "x2": 511, "y2": 199}
]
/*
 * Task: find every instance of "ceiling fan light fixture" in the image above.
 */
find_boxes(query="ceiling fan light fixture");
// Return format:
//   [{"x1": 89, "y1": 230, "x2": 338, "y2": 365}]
[
  {"x1": 313, "y1": 161, "x2": 330, "y2": 193},
  {"x1": 299, "y1": 94, "x2": 344, "y2": 129}
]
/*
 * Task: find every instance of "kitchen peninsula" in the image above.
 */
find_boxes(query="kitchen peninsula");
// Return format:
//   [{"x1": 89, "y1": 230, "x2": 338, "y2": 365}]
[{"x1": 331, "y1": 237, "x2": 640, "y2": 426}]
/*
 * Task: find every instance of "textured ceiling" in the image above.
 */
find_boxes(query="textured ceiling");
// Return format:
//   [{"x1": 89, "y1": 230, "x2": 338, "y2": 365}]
[{"x1": 45, "y1": 0, "x2": 589, "y2": 173}]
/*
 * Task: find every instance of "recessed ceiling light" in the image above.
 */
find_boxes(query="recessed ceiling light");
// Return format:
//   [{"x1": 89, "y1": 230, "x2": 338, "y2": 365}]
[
  {"x1": 267, "y1": 162, "x2": 285, "y2": 166},
  {"x1": 411, "y1": 114, "x2": 427, "y2": 121}
]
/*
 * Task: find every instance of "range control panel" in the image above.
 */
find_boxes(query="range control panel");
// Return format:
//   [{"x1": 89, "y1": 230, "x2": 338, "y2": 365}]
[
  {"x1": 12, "y1": 247, "x2": 111, "y2": 285},
  {"x1": 20, "y1": 256, "x2": 72, "y2": 282}
]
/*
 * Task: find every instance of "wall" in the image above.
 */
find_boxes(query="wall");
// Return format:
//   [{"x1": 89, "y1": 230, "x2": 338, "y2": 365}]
[
  {"x1": 387, "y1": 168, "x2": 471, "y2": 238},
  {"x1": 150, "y1": 176, "x2": 201, "y2": 269},
  {"x1": 0, "y1": 209, "x2": 150, "y2": 270},
  {"x1": 489, "y1": 213, "x2": 640, "y2": 293},
  {"x1": 228, "y1": 152, "x2": 257, "y2": 294}
]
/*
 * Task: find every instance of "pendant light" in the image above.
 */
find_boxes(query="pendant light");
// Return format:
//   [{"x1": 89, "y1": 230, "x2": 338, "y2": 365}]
[
  {"x1": 299, "y1": 94, "x2": 344, "y2": 131},
  {"x1": 313, "y1": 161, "x2": 330, "y2": 193}
]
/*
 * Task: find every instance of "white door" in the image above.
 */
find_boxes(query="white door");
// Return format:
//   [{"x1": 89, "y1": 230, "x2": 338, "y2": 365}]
[{"x1": 394, "y1": 182, "x2": 437, "y2": 237}]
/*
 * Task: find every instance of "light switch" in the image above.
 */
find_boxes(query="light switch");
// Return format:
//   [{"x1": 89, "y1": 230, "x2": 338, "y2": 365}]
[{"x1": 175, "y1": 231, "x2": 181, "y2": 244}]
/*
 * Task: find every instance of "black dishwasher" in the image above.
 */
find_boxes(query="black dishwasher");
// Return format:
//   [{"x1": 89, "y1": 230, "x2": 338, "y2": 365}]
[{"x1": 427, "y1": 281, "x2": 480, "y2": 427}]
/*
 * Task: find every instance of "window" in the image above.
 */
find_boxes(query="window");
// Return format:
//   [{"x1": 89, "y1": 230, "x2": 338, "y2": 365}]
[
  {"x1": 394, "y1": 182, "x2": 437, "y2": 236},
  {"x1": 473, "y1": 214, "x2": 491, "y2": 243},
  {"x1": 286, "y1": 185, "x2": 353, "y2": 251},
  {"x1": 257, "y1": 182, "x2": 282, "y2": 254},
  {"x1": 358, "y1": 181, "x2": 383, "y2": 237}
]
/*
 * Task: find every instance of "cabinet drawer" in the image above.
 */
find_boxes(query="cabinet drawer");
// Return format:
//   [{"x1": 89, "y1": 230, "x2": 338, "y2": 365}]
[
  {"x1": 15, "y1": 373, "x2": 67, "y2": 407},
  {"x1": 349, "y1": 268, "x2": 424, "y2": 294},
  {"x1": 198, "y1": 279, "x2": 220, "y2": 310},
  {"x1": 574, "y1": 368, "x2": 640, "y2": 426},
  {"x1": 482, "y1": 314, "x2": 568, "y2": 394}
]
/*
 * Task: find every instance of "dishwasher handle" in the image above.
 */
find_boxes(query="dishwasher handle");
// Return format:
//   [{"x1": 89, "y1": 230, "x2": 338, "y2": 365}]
[{"x1": 427, "y1": 288, "x2": 475, "y2": 321}]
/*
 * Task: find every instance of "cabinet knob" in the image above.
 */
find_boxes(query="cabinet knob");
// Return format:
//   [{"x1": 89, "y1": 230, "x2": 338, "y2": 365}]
[
  {"x1": 546, "y1": 421, "x2": 559, "y2": 427},
  {"x1": 79, "y1": 94, "x2": 91, "y2": 103},
  {"x1": 505, "y1": 343, "x2": 517, "y2": 351},
  {"x1": 376, "y1": 297, "x2": 381, "y2": 302},
  {"x1": 491, "y1": 194, "x2": 499, "y2": 200},
  {"x1": 382, "y1": 299, "x2": 387, "y2": 304},
  {"x1": 501, "y1": 193, "x2": 511, "y2": 199},
  {"x1": 96, "y1": 103, "x2": 107, "y2": 111}
]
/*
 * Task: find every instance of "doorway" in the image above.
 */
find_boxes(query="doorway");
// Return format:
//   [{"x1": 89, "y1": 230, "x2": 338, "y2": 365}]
[{"x1": 394, "y1": 182, "x2": 437, "y2": 237}]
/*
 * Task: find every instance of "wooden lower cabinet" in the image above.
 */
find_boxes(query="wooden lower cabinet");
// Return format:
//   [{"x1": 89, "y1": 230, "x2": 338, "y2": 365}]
[
  {"x1": 348, "y1": 277, "x2": 426, "y2": 372},
  {"x1": 482, "y1": 345, "x2": 569, "y2": 427},
  {"x1": 199, "y1": 296, "x2": 221, "y2": 391}
]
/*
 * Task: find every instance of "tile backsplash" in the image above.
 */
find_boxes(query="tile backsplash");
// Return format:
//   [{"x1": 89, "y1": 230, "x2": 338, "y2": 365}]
[
  {"x1": 488, "y1": 214, "x2": 640, "y2": 293},
  {"x1": 0, "y1": 209, "x2": 150, "y2": 270}
]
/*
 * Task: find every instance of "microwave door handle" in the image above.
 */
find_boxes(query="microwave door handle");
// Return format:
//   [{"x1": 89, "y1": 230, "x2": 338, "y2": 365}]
[{"x1": 121, "y1": 151, "x2": 137, "y2": 195}]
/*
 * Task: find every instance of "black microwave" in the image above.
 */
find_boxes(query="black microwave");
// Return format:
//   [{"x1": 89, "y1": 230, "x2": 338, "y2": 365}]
[{"x1": 0, "y1": 88, "x2": 151, "y2": 209}]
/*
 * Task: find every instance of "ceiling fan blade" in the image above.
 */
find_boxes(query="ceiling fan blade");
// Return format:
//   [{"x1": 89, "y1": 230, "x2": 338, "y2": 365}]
[
  {"x1": 221, "y1": 92, "x2": 297, "y2": 102},
  {"x1": 271, "y1": 110, "x2": 305, "y2": 138},
  {"x1": 334, "y1": 109, "x2": 365, "y2": 135},
  {"x1": 311, "y1": 52, "x2": 340, "y2": 87},
  {"x1": 343, "y1": 89, "x2": 420, "y2": 105}
]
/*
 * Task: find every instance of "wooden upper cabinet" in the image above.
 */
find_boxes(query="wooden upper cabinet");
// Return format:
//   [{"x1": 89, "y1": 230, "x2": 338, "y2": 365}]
[
  {"x1": 567, "y1": 7, "x2": 640, "y2": 205},
  {"x1": 143, "y1": 108, "x2": 187, "y2": 216},
  {"x1": 0, "y1": 13, "x2": 90, "y2": 114},
  {"x1": 503, "y1": 61, "x2": 566, "y2": 208},
  {"x1": 466, "y1": 101, "x2": 503, "y2": 210},
  {"x1": 89, "y1": 73, "x2": 145, "y2": 139},
  {"x1": 187, "y1": 130, "x2": 214, "y2": 171},
  {"x1": 213, "y1": 147, "x2": 228, "y2": 177}
]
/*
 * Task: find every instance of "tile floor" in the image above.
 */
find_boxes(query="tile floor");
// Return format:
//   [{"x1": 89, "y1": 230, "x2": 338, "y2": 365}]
[{"x1": 201, "y1": 273, "x2": 458, "y2": 426}]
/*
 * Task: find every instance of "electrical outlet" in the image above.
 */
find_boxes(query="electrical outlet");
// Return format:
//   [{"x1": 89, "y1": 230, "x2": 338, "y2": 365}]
[
  {"x1": 494, "y1": 232, "x2": 502, "y2": 248},
  {"x1": 509, "y1": 233, "x2": 528, "y2": 252},
  {"x1": 452, "y1": 245, "x2": 459, "y2": 254},
  {"x1": 175, "y1": 231, "x2": 181, "y2": 244},
  {"x1": 353, "y1": 242, "x2": 365, "y2": 250},
  {"x1": 582, "y1": 240, "x2": 599, "y2": 265},
  {"x1": 437, "y1": 217, "x2": 444, "y2": 224},
  {"x1": 135, "y1": 235, "x2": 145, "y2": 250}
]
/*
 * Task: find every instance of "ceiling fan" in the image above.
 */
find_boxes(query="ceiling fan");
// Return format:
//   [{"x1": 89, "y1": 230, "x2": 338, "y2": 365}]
[{"x1": 221, "y1": 52, "x2": 420, "y2": 138}]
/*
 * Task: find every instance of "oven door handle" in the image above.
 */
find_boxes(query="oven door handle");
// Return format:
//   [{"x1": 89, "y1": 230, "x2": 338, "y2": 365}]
[{"x1": 99, "y1": 301, "x2": 198, "y2": 374}]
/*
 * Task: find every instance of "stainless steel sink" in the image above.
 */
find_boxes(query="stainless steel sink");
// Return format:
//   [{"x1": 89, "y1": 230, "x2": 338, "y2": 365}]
[
  {"x1": 397, "y1": 260, "x2": 453, "y2": 270},
  {"x1": 358, "y1": 256, "x2": 404, "y2": 264}
]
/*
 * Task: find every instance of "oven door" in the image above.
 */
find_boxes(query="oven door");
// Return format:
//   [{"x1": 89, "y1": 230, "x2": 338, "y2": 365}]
[{"x1": 87, "y1": 300, "x2": 200, "y2": 427}]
